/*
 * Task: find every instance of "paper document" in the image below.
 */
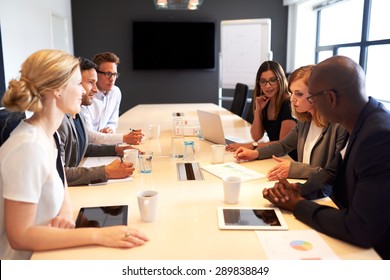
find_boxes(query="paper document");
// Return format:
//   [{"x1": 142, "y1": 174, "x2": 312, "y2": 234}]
[
  {"x1": 82, "y1": 156, "x2": 133, "y2": 185},
  {"x1": 256, "y1": 229, "x2": 339, "y2": 260},
  {"x1": 82, "y1": 156, "x2": 120, "y2": 167},
  {"x1": 201, "y1": 162, "x2": 266, "y2": 182}
]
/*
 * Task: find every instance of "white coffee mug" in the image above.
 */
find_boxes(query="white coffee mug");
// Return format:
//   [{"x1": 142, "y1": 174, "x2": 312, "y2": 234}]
[
  {"x1": 123, "y1": 149, "x2": 139, "y2": 168},
  {"x1": 137, "y1": 190, "x2": 158, "y2": 222},
  {"x1": 211, "y1": 144, "x2": 225, "y2": 163},
  {"x1": 223, "y1": 176, "x2": 241, "y2": 204}
]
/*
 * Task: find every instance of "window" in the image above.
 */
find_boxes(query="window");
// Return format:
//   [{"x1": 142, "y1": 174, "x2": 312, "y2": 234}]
[
  {"x1": 317, "y1": 0, "x2": 364, "y2": 46},
  {"x1": 315, "y1": 0, "x2": 390, "y2": 104},
  {"x1": 369, "y1": 0, "x2": 390, "y2": 41}
]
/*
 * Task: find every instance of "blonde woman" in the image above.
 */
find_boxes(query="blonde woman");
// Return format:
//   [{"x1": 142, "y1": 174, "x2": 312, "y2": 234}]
[
  {"x1": 0, "y1": 49, "x2": 148, "y2": 260},
  {"x1": 234, "y1": 65, "x2": 346, "y2": 181}
]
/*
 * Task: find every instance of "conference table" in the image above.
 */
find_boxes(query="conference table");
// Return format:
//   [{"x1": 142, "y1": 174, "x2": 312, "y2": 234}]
[{"x1": 31, "y1": 103, "x2": 380, "y2": 260}]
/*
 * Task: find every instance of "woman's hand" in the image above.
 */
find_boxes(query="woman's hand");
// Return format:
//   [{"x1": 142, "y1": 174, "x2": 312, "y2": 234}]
[
  {"x1": 255, "y1": 95, "x2": 270, "y2": 111},
  {"x1": 226, "y1": 142, "x2": 252, "y2": 152},
  {"x1": 234, "y1": 147, "x2": 259, "y2": 161},
  {"x1": 95, "y1": 226, "x2": 149, "y2": 248},
  {"x1": 48, "y1": 215, "x2": 75, "y2": 229},
  {"x1": 267, "y1": 156, "x2": 291, "y2": 181}
]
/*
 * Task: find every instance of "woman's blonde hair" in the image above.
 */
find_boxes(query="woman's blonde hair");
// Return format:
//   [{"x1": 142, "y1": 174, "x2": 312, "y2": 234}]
[
  {"x1": 288, "y1": 65, "x2": 328, "y2": 127},
  {"x1": 2, "y1": 49, "x2": 79, "y2": 112}
]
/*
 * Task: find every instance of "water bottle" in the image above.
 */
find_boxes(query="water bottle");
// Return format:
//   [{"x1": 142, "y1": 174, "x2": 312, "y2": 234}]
[
  {"x1": 183, "y1": 140, "x2": 196, "y2": 161},
  {"x1": 170, "y1": 117, "x2": 184, "y2": 158}
]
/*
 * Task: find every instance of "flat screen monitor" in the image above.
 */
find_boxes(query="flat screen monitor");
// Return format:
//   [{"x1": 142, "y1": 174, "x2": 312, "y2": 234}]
[{"x1": 132, "y1": 21, "x2": 215, "y2": 70}]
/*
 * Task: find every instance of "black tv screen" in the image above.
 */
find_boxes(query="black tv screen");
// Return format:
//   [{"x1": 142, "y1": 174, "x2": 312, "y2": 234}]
[{"x1": 132, "y1": 21, "x2": 215, "y2": 70}]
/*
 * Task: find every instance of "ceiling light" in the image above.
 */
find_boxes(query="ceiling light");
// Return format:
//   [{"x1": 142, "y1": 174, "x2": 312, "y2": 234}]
[{"x1": 154, "y1": 0, "x2": 204, "y2": 10}]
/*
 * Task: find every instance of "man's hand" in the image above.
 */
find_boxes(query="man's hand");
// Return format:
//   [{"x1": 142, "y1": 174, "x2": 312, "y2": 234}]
[
  {"x1": 100, "y1": 127, "x2": 114, "y2": 134},
  {"x1": 105, "y1": 159, "x2": 134, "y2": 179},
  {"x1": 262, "y1": 178, "x2": 304, "y2": 211},
  {"x1": 123, "y1": 129, "x2": 144, "y2": 145}
]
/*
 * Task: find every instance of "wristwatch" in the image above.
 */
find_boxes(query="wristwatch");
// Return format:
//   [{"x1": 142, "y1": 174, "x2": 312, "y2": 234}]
[{"x1": 251, "y1": 142, "x2": 259, "y2": 150}]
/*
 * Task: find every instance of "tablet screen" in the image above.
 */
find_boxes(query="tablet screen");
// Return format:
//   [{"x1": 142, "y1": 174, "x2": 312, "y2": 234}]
[
  {"x1": 217, "y1": 207, "x2": 288, "y2": 230},
  {"x1": 75, "y1": 205, "x2": 128, "y2": 228}
]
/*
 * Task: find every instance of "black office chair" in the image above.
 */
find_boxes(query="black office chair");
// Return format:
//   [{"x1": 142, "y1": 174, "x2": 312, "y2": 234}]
[
  {"x1": 230, "y1": 83, "x2": 249, "y2": 117},
  {"x1": 244, "y1": 97, "x2": 254, "y2": 124},
  {"x1": 0, "y1": 109, "x2": 25, "y2": 146}
]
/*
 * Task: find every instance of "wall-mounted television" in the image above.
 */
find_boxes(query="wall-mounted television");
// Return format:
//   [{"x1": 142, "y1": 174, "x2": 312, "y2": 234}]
[{"x1": 132, "y1": 21, "x2": 215, "y2": 70}]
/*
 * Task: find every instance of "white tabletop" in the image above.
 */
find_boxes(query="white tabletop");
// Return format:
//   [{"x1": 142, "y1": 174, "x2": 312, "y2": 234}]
[{"x1": 31, "y1": 103, "x2": 380, "y2": 260}]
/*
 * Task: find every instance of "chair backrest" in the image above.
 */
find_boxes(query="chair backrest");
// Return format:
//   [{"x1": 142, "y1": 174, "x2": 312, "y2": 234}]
[
  {"x1": 245, "y1": 97, "x2": 254, "y2": 124},
  {"x1": 230, "y1": 83, "x2": 249, "y2": 117},
  {"x1": 0, "y1": 109, "x2": 25, "y2": 146}
]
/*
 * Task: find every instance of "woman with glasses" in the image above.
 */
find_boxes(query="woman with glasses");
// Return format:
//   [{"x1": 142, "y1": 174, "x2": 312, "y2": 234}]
[
  {"x1": 234, "y1": 65, "x2": 346, "y2": 181},
  {"x1": 226, "y1": 61, "x2": 296, "y2": 155}
]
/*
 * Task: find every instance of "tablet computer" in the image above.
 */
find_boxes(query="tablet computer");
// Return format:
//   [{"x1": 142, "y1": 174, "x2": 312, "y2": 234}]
[
  {"x1": 75, "y1": 205, "x2": 128, "y2": 228},
  {"x1": 217, "y1": 207, "x2": 288, "y2": 230}
]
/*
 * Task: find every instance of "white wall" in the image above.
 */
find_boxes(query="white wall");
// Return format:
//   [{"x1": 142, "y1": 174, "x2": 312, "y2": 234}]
[{"x1": 0, "y1": 0, "x2": 73, "y2": 83}]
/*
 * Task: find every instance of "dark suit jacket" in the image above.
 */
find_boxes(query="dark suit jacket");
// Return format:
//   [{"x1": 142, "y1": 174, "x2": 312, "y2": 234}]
[
  {"x1": 294, "y1": 97, "x2": 390, "y2": 259},
  {"x1": 57, "y1": 113, "x2": 117, "y2": 186}
]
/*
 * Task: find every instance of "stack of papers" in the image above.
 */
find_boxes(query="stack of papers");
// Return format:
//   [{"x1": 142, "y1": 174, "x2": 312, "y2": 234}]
[{"x1": 82, "y1": 156, "x2": 120, "y2": 168}]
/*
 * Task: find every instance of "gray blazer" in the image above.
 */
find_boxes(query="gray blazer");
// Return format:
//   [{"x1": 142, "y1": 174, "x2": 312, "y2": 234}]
[
  {"x1": 256, "y1": 120, "x2": 346, "y2": 179},
  {"x1": 57, "y1": 113, "x2": 117, "y2": 186}
]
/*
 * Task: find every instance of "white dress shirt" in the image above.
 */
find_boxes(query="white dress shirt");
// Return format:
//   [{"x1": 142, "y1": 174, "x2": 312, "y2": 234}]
[
  {"x1": 302, "y1": 121, "x2": 323, "y2": 164},
  {"x1": 81, "y1": 85, "x2": 122, "y2": 133}
]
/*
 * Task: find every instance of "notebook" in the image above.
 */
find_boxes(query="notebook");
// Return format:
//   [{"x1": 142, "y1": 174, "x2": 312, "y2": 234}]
[{"x1": 197, "y1": 110, "x2": 236, "y2": 145}]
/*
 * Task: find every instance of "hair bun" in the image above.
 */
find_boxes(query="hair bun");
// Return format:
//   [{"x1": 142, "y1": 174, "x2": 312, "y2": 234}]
[{"x1": 2, "y1": 78, "x2": 42, "y2": 112}]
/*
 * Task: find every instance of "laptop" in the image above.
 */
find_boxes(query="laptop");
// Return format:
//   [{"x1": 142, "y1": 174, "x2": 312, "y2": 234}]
[{"x1": 197, "y1": 110, "x2": 236, "y2": 145}]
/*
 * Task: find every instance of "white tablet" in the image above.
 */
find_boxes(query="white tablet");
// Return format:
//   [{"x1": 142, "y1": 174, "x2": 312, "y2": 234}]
[{"x1": 217, "y1": 207, "x2": 288, "y2": 230}]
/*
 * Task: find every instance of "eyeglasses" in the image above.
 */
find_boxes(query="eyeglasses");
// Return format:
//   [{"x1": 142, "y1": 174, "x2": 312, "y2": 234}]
[
  {"x1": 258, "y1": 78, "x2": 278, "y2": 86},
  {"x1": 307, "y1": 89, "x2": 338, "y2": 104},
  {"x1": 96, "y1": 70, "x2": 120, "y2": 79}
]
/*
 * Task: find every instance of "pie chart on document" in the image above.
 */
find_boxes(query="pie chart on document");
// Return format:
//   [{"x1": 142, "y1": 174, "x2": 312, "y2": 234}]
[{"x1": 289, "y1": 240, "x2": 313, "y2": 251}]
